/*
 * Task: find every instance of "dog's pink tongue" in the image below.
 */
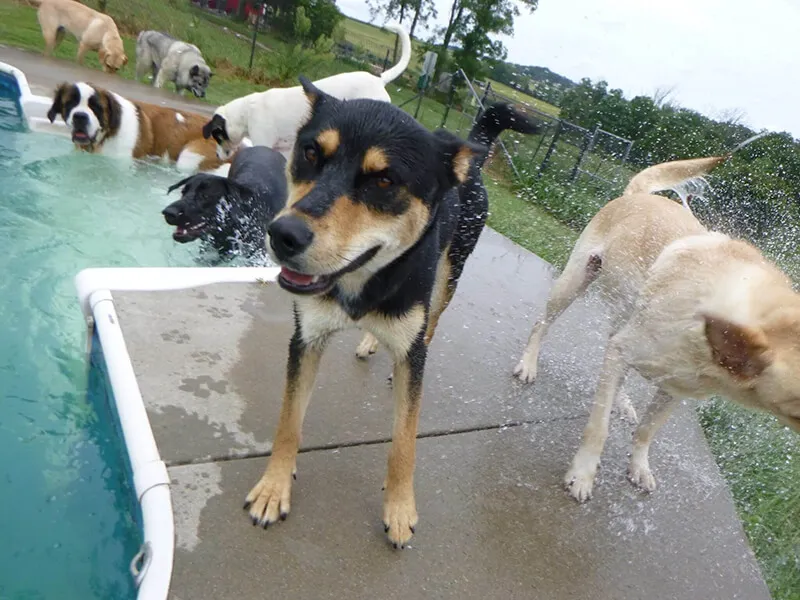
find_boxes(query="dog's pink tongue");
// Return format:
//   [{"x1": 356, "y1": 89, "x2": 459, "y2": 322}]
[{"x1": 280, "y1": 267, "x2": 313, "y2": 286}]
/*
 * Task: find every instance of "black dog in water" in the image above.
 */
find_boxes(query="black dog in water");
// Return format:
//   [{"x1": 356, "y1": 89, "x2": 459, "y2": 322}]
[{"x1": 163, "y1": 145, "x2": 288, "y2": 257}]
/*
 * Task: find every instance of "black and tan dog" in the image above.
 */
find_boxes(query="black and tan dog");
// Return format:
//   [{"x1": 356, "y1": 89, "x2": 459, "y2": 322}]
[{"x1": 243, "y1": 76, "x2": 539, "y2": 548}]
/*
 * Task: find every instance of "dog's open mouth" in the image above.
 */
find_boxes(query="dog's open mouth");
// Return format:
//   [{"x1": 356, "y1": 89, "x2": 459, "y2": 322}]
[
  {"x1": 172, "y1": 221, "x2": 206, "y2": 242},
  {"x1": 276, "y1": 246, "x2": 381, "y2": 296},
  {"x1": 71, "y1": 131, "x2": 94, "y2": 147},
  {"x1": 278, "y1": 268, "x2": 335, "y2": 295}
]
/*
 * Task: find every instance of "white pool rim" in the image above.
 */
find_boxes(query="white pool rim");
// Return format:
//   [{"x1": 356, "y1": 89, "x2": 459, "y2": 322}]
[{"x1": 76, "y1": 267, "x2": 280, "y2": 600}]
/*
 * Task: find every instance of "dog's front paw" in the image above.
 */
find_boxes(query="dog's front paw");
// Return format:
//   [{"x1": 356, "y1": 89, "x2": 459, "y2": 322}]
[
  {"x1": 383, "y1": 496, "x2": 417, "y2": 549},
  {"x1": 512, "y1": 357, "x2": 537, "y2": 384},
  {"x1": 243, "y1": 466, "x2": 295, "y2": 528},
  {"x1": 628, "y1": 456, "x2": 656, "y2": 493},
  {"x1": 564, "y1": 452, "x2": 600, "y2": 503},
  {"x1": 355, "y1": 332, "x2": 379, "y2": 359}
]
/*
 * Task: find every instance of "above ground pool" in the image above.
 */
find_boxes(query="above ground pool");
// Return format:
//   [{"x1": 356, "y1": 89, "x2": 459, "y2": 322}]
[{"x1": 0, "y1": 102, "x2": 202, "y2": 599}]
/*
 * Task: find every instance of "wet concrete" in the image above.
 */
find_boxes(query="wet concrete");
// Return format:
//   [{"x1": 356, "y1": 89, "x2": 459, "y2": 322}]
[
  {"x1": 113, "y1": 228, "x2": 771, "y2": 599},
  {"x1": 0, "y1": 45, "x2": 215, "y2": 115}
]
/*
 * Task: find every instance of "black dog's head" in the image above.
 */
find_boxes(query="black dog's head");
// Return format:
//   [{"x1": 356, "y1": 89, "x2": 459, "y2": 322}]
[
  {"x1": 47, "y1": 82, "x2": 121, "y2": 151},
  {"x1": 163, "y1": 173, "x2": 236, "y2": 243},
  {"x1": 202, "y1": 112, "x2": 239, "y2": 160},
  {"x1": 266, "y1": 76, "x2": 485, "y2": 296}
]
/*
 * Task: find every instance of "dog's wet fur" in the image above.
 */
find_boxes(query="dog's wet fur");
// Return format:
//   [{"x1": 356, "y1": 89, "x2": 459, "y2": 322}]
[
  {"x1": 163, "y1": 145, "x2": 288, "y2": 256},
  {"x1": 243, "y1": 76, "x2": 539, "y2": 548}
]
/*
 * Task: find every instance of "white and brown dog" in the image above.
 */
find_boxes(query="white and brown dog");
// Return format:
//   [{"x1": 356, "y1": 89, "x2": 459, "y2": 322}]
[
  {"x1": 46, "y1": 81, "x2": 224, "y2": 172},
  {"x1": 513, "y1": 135, "x2": 800, "y2": 503},
  {"x1": 201, "y1": 23, "x2": 412, "y2": 161}
]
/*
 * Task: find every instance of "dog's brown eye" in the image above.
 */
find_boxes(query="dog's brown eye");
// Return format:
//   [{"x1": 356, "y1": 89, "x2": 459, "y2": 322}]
[
  {"x1": 304, "y1": 146, "x2": 317, "y2": 165},
  {"x1": 377, "y1": 176, "x2": 392, "y2": 189}
]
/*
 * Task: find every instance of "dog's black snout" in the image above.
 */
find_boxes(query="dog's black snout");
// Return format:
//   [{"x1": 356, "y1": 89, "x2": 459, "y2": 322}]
[
  {"x1": 72, "y1": 112, "x2": 89, "y2": 128},
  {"x1": 268, "y1": 216, "x2": 314, "y2": 260},
  {"x1": 162, "y1": 204, "x2": 184, "y2": 226}
]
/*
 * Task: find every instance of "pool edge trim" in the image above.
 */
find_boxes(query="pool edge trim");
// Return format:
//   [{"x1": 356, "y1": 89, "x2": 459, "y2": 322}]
[{"x1": 75, "y1": 266, "x2": 281, "y2": 600}]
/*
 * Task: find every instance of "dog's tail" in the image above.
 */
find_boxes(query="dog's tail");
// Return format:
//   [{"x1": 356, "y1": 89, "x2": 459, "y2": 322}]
[
  {"x1": 380, "y1": 23, "x2": 412, "y2": 85},
  {"x1": 467, "y1": 102, "x2": 540, "y2": 168},
  {"x1": 623, "y1": 131, "x2": 770, "y2": 200}
]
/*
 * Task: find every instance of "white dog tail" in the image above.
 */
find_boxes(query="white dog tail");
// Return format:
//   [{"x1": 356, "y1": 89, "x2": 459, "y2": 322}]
[
  {"x1": 623, "y1": 132, "x2": 770, "y2": 199},
  {"x1": 380, "y1": 23, "x2": 412, "y2": 85}
]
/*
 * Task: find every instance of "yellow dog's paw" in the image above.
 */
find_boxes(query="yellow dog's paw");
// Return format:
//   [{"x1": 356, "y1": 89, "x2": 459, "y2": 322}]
[
  {"x1": 628, "y1": 459, "x2": 656, "y2": 493},
  {"x1": 512, "y1": 357, "x2": 537, "y2": 384},
  {"x1": 383, "y1": 498, "x2": 418, "y2": 549},
  {"x1": 243, "y1": 468, "x2": 295, "y2": 528}
]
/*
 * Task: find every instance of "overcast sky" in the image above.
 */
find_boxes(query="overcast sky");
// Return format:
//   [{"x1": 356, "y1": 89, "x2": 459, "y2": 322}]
[{"x1": 337, "y1": 0, "x2": 800, "y2": 138}]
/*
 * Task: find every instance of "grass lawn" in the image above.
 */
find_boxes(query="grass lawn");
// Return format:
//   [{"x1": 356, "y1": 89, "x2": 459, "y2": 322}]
[{"x1": 486, "y1": 78, "x2": 561, "y2": 117}]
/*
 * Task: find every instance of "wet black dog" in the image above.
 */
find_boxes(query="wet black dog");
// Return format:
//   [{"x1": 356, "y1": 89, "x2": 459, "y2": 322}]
[
  {"x1": 163, "y1": 145, "x2": 287, "y2": 256},
  {"x1": 242, "y1": 75, "x2": 539, "y2": 549}
]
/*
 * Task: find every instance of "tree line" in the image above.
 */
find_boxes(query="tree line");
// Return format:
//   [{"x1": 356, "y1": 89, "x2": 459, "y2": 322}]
[{"x1": 559, "y1": 78, "x2": 800, "y2": 250}]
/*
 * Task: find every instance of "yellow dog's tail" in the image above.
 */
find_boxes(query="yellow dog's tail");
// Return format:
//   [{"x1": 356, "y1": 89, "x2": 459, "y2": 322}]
[{"x1": 623, "y1": 131, "x2": 770, "y2": 198}]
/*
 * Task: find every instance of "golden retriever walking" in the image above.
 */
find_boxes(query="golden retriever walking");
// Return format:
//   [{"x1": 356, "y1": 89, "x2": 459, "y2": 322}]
[{"x1": 30, "y1": 0, "x2": 128, "y2": 73}]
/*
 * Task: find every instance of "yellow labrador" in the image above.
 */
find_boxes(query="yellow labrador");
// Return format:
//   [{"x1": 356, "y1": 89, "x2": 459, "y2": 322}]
[
  {"x1": 513, "y1": 135, "x2": 800, "y2": 502},
  {"x1": 32, "y1": 0, "x2": 128, "y2": 73}
]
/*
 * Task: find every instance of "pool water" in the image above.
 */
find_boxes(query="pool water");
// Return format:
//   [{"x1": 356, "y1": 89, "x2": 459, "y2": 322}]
[{"x1": 0, "y1": 127, "x2": 204, "y2": 598}]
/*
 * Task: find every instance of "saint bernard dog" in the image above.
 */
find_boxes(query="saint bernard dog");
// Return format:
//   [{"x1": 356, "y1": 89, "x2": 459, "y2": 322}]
[{"x1": 46, "y1": 81, "x2": 224, "y2": 173}]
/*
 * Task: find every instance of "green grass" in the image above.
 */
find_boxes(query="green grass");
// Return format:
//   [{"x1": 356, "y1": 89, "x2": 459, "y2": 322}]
[
  {"x1": 340, "y1": 17, "x2": 425, "y2": 71},
  {"x1": 484, "y1": 178, "x2": 577, "y2": 266},
  {"x1": 486, "y1": 78, "x2": 561, "y2": 117},
  {"x1": 700, "y1": 402, "x2": 800, "y2": 599}
]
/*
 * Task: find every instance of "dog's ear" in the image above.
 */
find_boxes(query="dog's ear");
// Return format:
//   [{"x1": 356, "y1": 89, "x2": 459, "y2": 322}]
[
  {"x1": 167, "y1": 175, "x2": 195, "y2": 194},
  {"x1": 47, "y1": 83, "x2": 69, "y2": 123},
  {"x1": 299, "y1": 75, "x2": 332, "y2": 112},
  {"x1": 202, "y1": 114, "x2": 226, "y2": 140},
  {"x1": 99, "y1": 89, "x2": 121, "y2": 132},
  {"x1": 434, "y1": 130, "x2": 487, "y2": 187},
  {"x1": 190, "y1": 65, "x2": 199, "y2": 76},
  {"x1": 703, "y1": 314, "x2": 772, "y2": 380}
]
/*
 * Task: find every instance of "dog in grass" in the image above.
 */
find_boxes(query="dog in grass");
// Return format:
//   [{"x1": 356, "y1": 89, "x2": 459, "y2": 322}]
[
  {"x1": 242, "y1": 76, "x2": 539, "y2": 548},
  {"x1": 30, "y1": 0, "x2": 128, "y2": 73},
  {"x1": 511, "y1": 133, "x2": 800, "y2": 503},
  {"x1": 135, "y1": 31, "x2": 213, "y2": 98}
]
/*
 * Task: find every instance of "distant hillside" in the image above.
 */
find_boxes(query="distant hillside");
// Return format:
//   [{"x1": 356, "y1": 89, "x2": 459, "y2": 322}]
[{"x1": 489, "y1": 61, "x2": 576, "y2": 107}]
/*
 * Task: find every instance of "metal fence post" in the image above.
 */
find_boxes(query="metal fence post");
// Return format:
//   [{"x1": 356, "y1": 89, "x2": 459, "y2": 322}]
[
  {"x1": 539, "y1": 121, "x2": 563, "y2": 175},
  {"x1": 248, "y1": 4, "x2": 263, "y2": 71},
  {"x1": 440, "y1": 73, "x2": 458, "y2": 129},
  {"x1": 382, "y1": 49, "x2": 390, "y2": 73},
  {"x1": 571, "y1": 122, "x2": 600, "y2": 182}
]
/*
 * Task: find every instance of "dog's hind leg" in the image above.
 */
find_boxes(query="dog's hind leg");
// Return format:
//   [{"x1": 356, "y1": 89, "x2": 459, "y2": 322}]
[
  {"x1": 244, "y1": 324, "x2": 328, "y2": 527},
  {"x1": 564, "y1": 334, "x2": 626, "y2": 502},
  {"x1": 627, "y1": 388, "x2": 679, "y2": 493},
  {"x1": 355, "y1": 332, "x2": 379, "y2": 359},
  {"x1": 513, "y1": 250, "x2": 603, "y2": 384}
]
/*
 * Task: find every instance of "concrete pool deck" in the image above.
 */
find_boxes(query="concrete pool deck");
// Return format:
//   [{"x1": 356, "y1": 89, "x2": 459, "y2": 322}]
[
  {"x1": 112, "y1": 229, "x2": 770, "y2": 600},
  {"x1": 3, "y1": 44, "x2": 770, "y2": 598}
]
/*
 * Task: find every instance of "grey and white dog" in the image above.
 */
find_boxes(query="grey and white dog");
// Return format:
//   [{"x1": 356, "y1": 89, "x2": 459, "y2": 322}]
[{"x1": 135, "y1": 30, "x2": 213, "y2": 98}]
